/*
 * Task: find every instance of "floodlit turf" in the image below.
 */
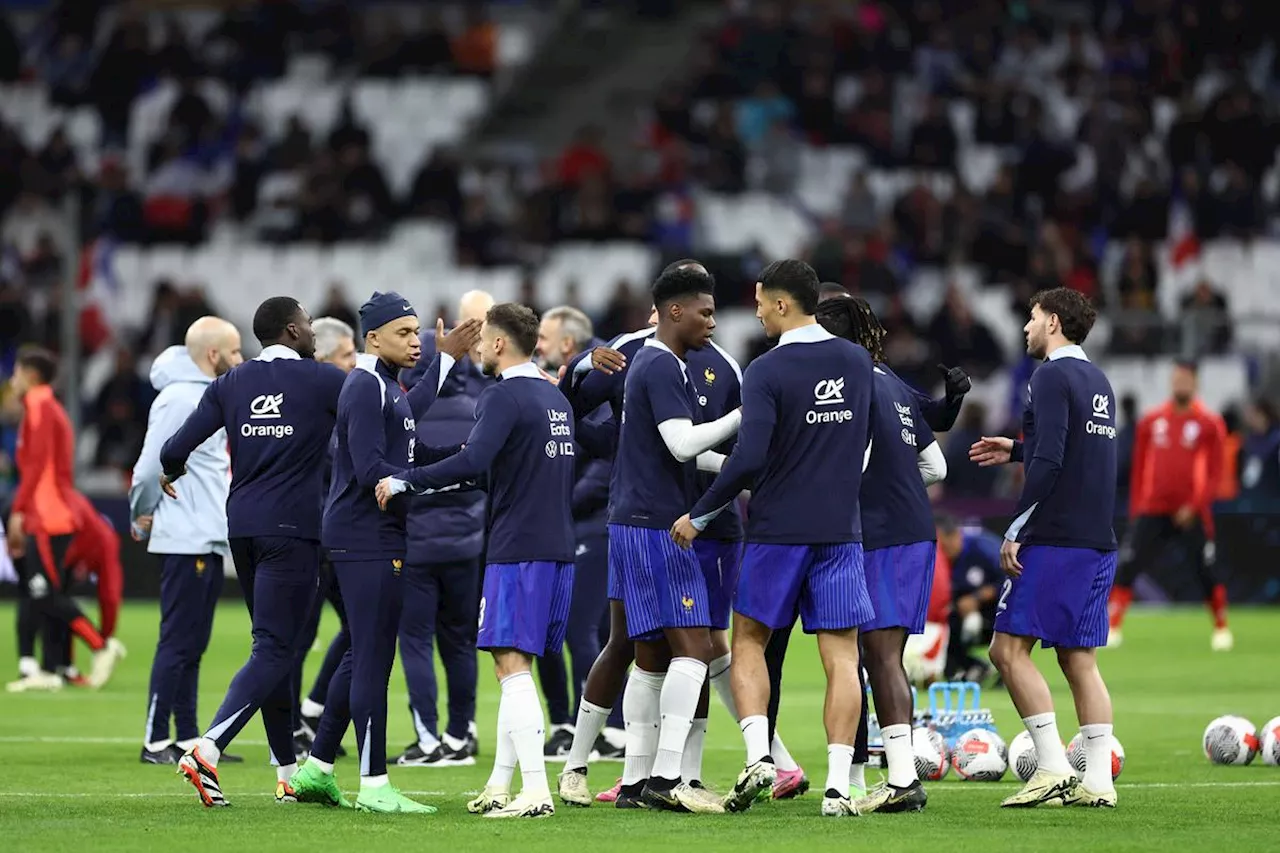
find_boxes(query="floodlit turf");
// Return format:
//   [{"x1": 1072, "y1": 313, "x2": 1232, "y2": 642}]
[{"x1": 2, "y1": 603, "x2": 1278, "y2": 852}]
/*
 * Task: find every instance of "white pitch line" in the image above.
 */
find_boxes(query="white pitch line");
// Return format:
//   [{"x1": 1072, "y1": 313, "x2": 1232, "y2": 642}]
[{"x1": 2, "y1": 782, "x2": 1278, "y2": 799}]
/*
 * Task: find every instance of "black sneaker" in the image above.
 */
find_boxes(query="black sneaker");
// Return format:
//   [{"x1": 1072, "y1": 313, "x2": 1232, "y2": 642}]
[
  {"x1": 640, "y1": 776, "x2": 684, "y2": 812},
  {"x1": 544, "y1": 726, "x2": 574, "y2": 758},
  {"x1": 592, "y1": 733, "x2": 625, "y2": 761},
  {"x1": 855, "y1": 779, "x2": 928, "y2": 814},
  {"x1": 394, "y1": 740, "x2": 476, "y2": 767},
  {"x1": 615, "y1": 781, "x2": 648, "y2": 809},
  {"x1": 220, "y1": 752, "x2": 245, "y2": 763},
  {"x1": 442, "y1": 734, "x2": 477, "y2": 766},
  {"x1": 140, "y1": 744, "x2": 184, "y2": 765}
]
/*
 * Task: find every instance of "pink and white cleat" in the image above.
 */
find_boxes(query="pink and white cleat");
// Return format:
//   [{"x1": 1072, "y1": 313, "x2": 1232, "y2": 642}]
[
  {"x1": 595, "y1": 778, "x2": 622, "y2": 803},
  {"x1": 772, "y1": 766, "x2": 810, "y2": 800}
]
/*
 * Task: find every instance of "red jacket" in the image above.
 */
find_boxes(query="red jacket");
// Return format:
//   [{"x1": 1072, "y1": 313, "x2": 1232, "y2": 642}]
[
  {"x1": 13, "y1": 385, "x2": 78, "y2": 536},
  {"x1": 1130, "y1": 399, "x2": 1225, "y2": 535},
  {"x1": 927, "y1": 544, "x2": 953, "y2": 624}
]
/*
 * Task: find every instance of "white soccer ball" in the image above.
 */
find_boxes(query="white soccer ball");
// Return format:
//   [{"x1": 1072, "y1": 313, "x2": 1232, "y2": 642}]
[
  {"x1": 951, "y1": 728, "x2": 1007, "y2": 781},
  {"x1": 1066, "y1": 732, "x2": 1126, "y2": 780},
  {"x1": 912, "y1": 726, "x2": 949, "y2": 781},
  {"x1": 1260, "y1": 717, "x2": 1280, "y2": 767},
  {"x1": 1203, "y1": 715, "x2": 1259, "y2": 765},
  {"x1": 1008, "y1": 730, "x2": 1038, "y2": 782}
]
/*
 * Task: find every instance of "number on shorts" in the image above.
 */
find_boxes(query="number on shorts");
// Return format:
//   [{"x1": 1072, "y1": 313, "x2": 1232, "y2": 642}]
[
  {"x1": 477, "y1": 596, "x2": 486, "y2": 628},
  {"x1": 996, "y1": 579, "x2": 1013, "y2": 613}
]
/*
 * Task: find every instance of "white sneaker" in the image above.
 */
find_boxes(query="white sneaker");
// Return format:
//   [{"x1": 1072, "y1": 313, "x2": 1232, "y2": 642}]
[
  {"x1": 1106, "y1": 629, "x2": 1122, "y2": 648},
  {"x1": 88, "y1": 638, "x2": 127, "y2": 689},
  {"x1": 1063, "y1": 781, "x2": 1117, "y2": 808},
  {"x1": 466, "y1": 786, "x2": 510, "y2": 814},
  {"x1": 1000, "y1": 769, "x2": 1076, "y2": 808},
  {"x1": 5, "y1": 671, "x2": 64, "y2": 693},
  {"x1": 723, "y1": 759, "x2": 776, "y2": 813},
  {"x1": 557, "y1": 767, "x2": 592, "y2": 807},
  {"x1": 483, "y1": 790, "x2": 554, "y2": 819},
  {"x1": 673, "y1": 781, "x2": 725, "y2": 814},
  {"x1": 821, "y1": 791, "x2": 859, "y2": 817},
  {"x1": 1211, "y1": 628, "x2": 1233, "y2": 652}
]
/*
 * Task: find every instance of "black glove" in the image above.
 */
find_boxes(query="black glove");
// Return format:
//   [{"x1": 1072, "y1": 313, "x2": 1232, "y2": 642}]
[{"x1": 938, "y1": 363, "x2": 971, "y2": 402}]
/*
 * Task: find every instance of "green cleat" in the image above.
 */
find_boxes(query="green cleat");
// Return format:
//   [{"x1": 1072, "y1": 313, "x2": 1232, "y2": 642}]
[
  {"x1": 289, "y1": 761, "x2": 351, "y2": 808},
  {"x1": 355, "y1": 783, "x2": 438, "y2": 814}
]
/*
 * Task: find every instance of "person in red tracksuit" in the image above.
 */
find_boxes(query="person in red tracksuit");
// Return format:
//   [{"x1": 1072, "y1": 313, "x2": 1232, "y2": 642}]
[
  {"x1": 1107, "y1": 360, "x2": 1231, "y2": 650},
  {"x1": 6, "y1": 348, "x2": 125, "y2": 692}
]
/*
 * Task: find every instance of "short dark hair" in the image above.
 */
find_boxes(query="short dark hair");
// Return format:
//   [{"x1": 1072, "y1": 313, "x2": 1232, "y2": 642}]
[
  {"x1": 651, "y1": 267, "x2": 716, "y2": 309},
  {"x1": 935, "y1": 513, "x2": 959, "y2": 536},
  {"x1": 1173, "y1": 358, "x2": 1199, "y2": 375},
  {"x1": 758, "y1": 259, "x2": 819, "y2": 315},
  {"x1": 818, "y1": 281, "x2": 850, "y2": 300},
  {"x1": 486, "y1": 302, "x2": 539, "y2": 357},
  {"x1": 661, "y1": 258, "x2": 708, "y2": 277},
  {"x1": 253, "y1": 296, "x2": 303, "y2": 346},
  {"x1": 16, "y1": 346, "x2": 57, "y2": 384},
  {"x1": 816, "y1": 295, "x2": 886, "y2": 362},
  {"x1": 1029, "y1": 287, "x2": 1097, "y2": 345}
]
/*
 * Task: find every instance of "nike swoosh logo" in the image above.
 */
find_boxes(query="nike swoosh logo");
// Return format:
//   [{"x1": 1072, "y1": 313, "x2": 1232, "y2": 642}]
[
  {"x1": 887, "y1": 734, "x2": 907, "y2": 740},
  {"x1": 394, "y1": 396, "x2": 401, "y2": 403},
  {"x1": 1035, "y1": 724, "x2": 1051, "y2": 729},
  {"x1": 1086, "y1": 735, "x2": 1103, "y2": 740},
  {"x1": 402, "y1": 304, "x2": 411, "y2": 310}
]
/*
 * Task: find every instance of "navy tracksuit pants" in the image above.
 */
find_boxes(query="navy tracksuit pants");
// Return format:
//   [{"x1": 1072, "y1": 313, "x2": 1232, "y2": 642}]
[
  {"x1": 292, "y1": 555, "x2": 349, "y2": 728},
  {"x1": 204, "y1": 537, "x2": 318, "y2": 766},
  {"x1": 145, "y1": 554, "x2": 224, "y2": 744},
  {"x1": 537, "y1": 531, "x2": 610, "y2": 725},
  {"x1": 400, "y1": 557, "x2": 479, "y2": 744},
  {"x1": 310, "y1": 556, "x2": 403, "y2": 776}
]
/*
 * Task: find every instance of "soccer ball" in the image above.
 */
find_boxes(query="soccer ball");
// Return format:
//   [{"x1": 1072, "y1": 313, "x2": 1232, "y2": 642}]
[
  {"x1": 1260, "y1": 717, "x2": 1280, "y2": 767},
  {"x1": 1066, "y1": 732, "x2": 1126, "y2": 780},
  {"x1": 912, "y1": 726, "x2": 950, "y2": 781},
  {"x1": 1008, "y1": 730, "x2": 1039, "y2": 782},
  {"x1": 1202, "y1": 715, "x2": 1259, "y2": 765},
  {"x1": 951, "y1": 728, "x2": 1008, "y2": 781}
]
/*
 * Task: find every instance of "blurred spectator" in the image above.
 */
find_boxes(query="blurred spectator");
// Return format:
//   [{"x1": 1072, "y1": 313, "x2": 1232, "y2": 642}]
[
  {"x1": 907, "y1": 96, "x2": 958, "y2": 172},
  {"x1": 3, "y1": 190, "x2": 61, "y2": 260},
  {"x1": 559, "y1": 126, "x2": 611, "y2": 187},
  {"x1": 92, "y1": 348, "x2": 153, "y2": 471},
  {"x1": 928, "y1": 286, "x2": 1003, "y2": 378},
  {"x1": 452, "y1": 5, "x2": 497, "y2": 78},
  {"x1": 318, "y1": 283, "x2": 359, "y2": 334},
  {"x1": 1180, "y1": 279, "x2": 1232, "y2": 357},
  {"x1": 756, "y1": 121, "x2": 801, "y2": 196},
  {"x1": 406, "y1": 147, "x2": 463, "y2": 220},
  {"x1": 1238, "y1": 399, "x2": 1280, "y2": 511},
  {"x1": 736, "y1": 80, "x2": 794, "y2": 150}
]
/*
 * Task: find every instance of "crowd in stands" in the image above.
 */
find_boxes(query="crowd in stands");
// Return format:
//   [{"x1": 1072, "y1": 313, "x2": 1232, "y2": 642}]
[{"x1": 0, "y1": 0, "x2": 1277, "y2": 496}]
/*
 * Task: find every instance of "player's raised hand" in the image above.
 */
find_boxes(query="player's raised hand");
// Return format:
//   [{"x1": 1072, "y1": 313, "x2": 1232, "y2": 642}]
[
  {"x1": 969, "y1": 436, "x2": 1014, "y2": 467},
  {"x1": 536, "y1": 366, "x2": 559, "y2": 384},
  {"x1": 670, "y1": 514, "x2": 700, "y2": 549},
  {"x1": 938, "y1": 363, "x2": 972, "y2": 400},
  {"x1": 590, "y1": 346, "x2": 627, "y2": 375},
  {"x1": 1000, "y1": 538, "x2": 1023, "y2": 577},
  {"x1": 437, "y1": 317, "x2": 483, "y2": 361},
  {"x1": 159, "y1": 471, "x2": 180, "y2": 499}
]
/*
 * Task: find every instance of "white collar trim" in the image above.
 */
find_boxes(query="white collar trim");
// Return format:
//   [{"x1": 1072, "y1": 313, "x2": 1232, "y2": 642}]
[
  {"x1": 500, "y1": 361, "x2": 543, "y2": 380},
  {"x1": 255, "y1": 344, "x2": 302, "y2": 362},
  {"x1": 777, "y1": 323, "x2": 835, "y2": 347},
  {"x1": 1047, "y1": 344, "x2": 1089, "y2": 362},
  {"x1": 643, "y1": 337, "x2": 687, "y2": 376}
]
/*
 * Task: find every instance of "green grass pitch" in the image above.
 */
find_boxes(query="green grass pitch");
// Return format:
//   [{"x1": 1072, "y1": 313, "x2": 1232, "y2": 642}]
[{"x1": 2, "y1": 602, "x2": 1278, "y2": 852}]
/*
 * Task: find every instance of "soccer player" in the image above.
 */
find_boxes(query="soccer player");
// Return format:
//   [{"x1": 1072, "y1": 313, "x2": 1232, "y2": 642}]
[
  {"x1": 813, "y1": 295, "x2": 947, "y2": 814},
  {"x1": 130, "y1": 319, "x2": 242, "y2": 764},
  {"x1": 1107, "y1": 361, "x2": 1230, "y2": 650},
  {"x1": 294, "y1": 316, "x2": 356, "y2": 759},
  {"x1": 671, "y1": 259, "x2": 875, "y2": 817},
  {"x1": 936, "y1": 517, "x2": 1004, "y2": 681},
  {"x1": 534, "y1": 305, "x2": 619, "y2": 760},
  {"x1": 375, "y1": 302, "x2": 577, "y2": 819},
  {"x1": 968, "y1": 287, "x2": 1119, "y2": 808},
  {"x1": 6, "y1": 347, "x2": 125, "y2": 692},
  {"x1": 162, "y1": 297, "x2": 347, "y2": 806},
  {"x1": 291, "y1": 292, "x2": 478, "y2": 813},
  {"x1": 392, "y1": 290, "x2": 493, "y2": 767}
]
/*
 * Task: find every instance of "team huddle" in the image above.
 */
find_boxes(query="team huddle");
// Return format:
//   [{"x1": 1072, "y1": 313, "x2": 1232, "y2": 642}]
[{"x1": 152, "y1": 257, "x2": 1121, "y2": 817}]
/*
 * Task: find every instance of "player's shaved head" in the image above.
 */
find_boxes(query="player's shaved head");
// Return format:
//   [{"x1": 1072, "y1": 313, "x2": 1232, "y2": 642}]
[
  {"x1": 458, "y1": 290, "x2": 495, "y2": 323},
  {"x1": 185, "y1": 316, "x2": 243, "y2": 377},
  {"x1": 661, "y1": 258, "x2": 709, "y2": 277}
]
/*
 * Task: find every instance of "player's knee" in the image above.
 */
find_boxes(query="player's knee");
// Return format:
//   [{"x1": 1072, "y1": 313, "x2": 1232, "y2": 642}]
[{"x1": 987, "y1": 634, "x2": 1020, "y2": 673}]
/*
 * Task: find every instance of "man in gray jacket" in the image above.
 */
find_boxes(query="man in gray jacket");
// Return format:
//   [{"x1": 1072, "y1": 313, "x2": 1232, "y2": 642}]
[{"x1": 130, "y1": 317, "x2": 242, "y2": 764}]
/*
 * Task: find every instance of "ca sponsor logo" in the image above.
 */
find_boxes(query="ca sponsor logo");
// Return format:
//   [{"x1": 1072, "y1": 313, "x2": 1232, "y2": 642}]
[
  {"x1": 813, "y1": 378, "x2": 845, "y2": 406},
  {"x1": 249, "y1": 393, "x2": 284, "y2": 419},
  {"x1": 1092, "y1": 394, "x2": 1111, "y2": 420}
]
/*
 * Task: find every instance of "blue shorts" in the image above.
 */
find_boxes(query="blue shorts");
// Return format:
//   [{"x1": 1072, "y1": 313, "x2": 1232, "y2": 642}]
[
  {"x1": 993, "y1": 545, "x2": 1117, "y2": 649},
  {"x1": 694, "y1": 538, "x2": 742, "y2": 631},
  {"x1": 609, "y1": 524, "x2": 710, "y2": 640},
  {"x1": 607, "y1": 537, "x2": 623, "y2": 602},
  {"x1": 861, "y1": 541, "x2": 937, "y2": 634},
  {"x1": 477, "y1": 561, "x2": 574, "y2": 656},
  {"x1": 735, "y1": 542, "x2": 873, "y2": 633}
]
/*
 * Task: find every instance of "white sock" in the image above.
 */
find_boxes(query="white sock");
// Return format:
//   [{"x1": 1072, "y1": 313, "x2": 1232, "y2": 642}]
[
  {"x1": 882, "y1": 724, "x2": 915, "y2": 788},
  {"x1": 176, "y1": 738, "x2": 198, "y2": 751},
  {"x1": 681, "y1": 718, "x2": 708, "y2": 783},
  {"x1": 1080, "y1": 724, "x2": 1115, "y2": 792},
  {"x1": 772, "y1": 733, "x2": 799, "y2": 772},
  {"x1": 565, "y1": 700, "x2": 611, "y2": 772},
  {"x1": 741, "y1": 715, "x2": 770, "y2": 764},
  {"x1": 486, "y1": 681, "x2": 518, "y2": 791},
  {"x1": 503, "y1": 671, "x2": 549, "y2": 795},
  {"x1": 300, "y1": 698, "x2": 325, "y2": 718},
  {"x1": 709, "y1": 652, "x2": 738, "y2": 719},
  {"x1": 1023, "y1": 713, "x2": 1071, "y2": 775},
  {"x1": 18, "y1": 656, "x2": 38, "y2": 677},
  {"x1": 622, "y1": 668, "x2": 663, "y2": 786},
  {"x1": 307, "y1": 756, "x2": 334, "y2": 774},
  {"x1": 826, "y1": 744, "x2": 854, "y2": 798},
  {"x1": 194, "y1": 737, "x2": 220, "y2": 766},
  {"x1": 850, "y1": 762, "x2": 866, "y2": 793},
  {"x1": 360, "y1": 773, "x2": 388, "y2": 788},
  {"x1": 145, "y1": 739, "x2": 173, "y2": 753},
  {"x1": 276, "y1": 762, "x2": 297, "y2": 783},
  {"x1": 650, "y1": 657, "x2": 706, "y2": 781},
  {"x1": 441, "y1": 732, "x2": 466, "y2": 751}
]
